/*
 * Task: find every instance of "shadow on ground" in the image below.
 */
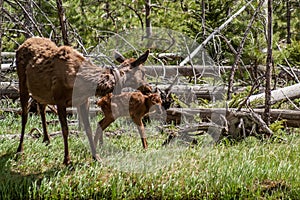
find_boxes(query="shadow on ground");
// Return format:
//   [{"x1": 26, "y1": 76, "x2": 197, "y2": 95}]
[{"x1": 0, "y1": 150, "x2": 57, "y2": 199}]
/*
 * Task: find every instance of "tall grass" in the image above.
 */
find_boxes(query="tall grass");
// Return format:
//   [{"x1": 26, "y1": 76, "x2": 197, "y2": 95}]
[{"x1": 1, "y1": 110, "x2": 300, "y2": 199}]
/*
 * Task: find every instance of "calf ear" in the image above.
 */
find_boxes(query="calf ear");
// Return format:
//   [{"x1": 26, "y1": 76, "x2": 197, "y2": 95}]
[
  {"x1": 131, "y1": 49, "x2": 150, "y2": 68},
  {"x1": 114, "y1": 50, "x2": 126, "y2": 63}
]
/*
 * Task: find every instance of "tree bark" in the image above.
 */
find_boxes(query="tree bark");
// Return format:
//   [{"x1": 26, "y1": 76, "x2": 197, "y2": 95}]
[
  {"x1": 145, "y1": 0, "x2": 152, "y2": 38},
  {"x1": 23, "y1": 0, "x2": 34, "y2": 38},
  {"x1": 286, "y1": 0, "x2": 291, "y2": 44},
  {"x1": 166, "y1": 107, "x2": 300, "y2": 128},
  {"x1": 56, "y1": 0, "x2": 69, "y2": 45},
  {"x1": 0, "y1": 0, "x2": 3, "y2": 70},
  {"x1": 247, "y1": 82, "x2": 300, "y2": 106},
  {"x1": 201, "y1": 0, "x2": 206, "y2": 40},
  {"x1": 227, "y1": 0, "x2": 264, "y2": 100},
  {"x1": 264, "y1": 0, "x2": 273, "y2": 125}
]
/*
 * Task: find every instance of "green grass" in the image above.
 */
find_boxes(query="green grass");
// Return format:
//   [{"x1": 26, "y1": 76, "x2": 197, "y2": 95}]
[{"x1": 1, "y1": 108, "x2": 300, "y2": 199}]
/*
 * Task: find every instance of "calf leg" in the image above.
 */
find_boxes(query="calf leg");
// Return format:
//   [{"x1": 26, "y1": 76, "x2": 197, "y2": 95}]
[
  {"x1": 38, "y1": 103, "x2": 50, "y2": 144},
  {"x1": 78, "y1": 102, "x2": 100, "y2": 162},
  {"x1": 133, "y1": 118, "x2": 148, "y2": 149},
  {"x1": 56, "y1": 105, "x2": 71, "y2": 165},
  {"x1": 94, "y1": 116, "x2": 115, "y2": 147}
]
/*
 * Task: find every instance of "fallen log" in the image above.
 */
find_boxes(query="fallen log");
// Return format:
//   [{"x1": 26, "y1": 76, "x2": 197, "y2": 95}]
[
  {"x1": 1, "y1": 52, "x2": 16, "y2": 57},
  {"x1": 2, "y1": 106, "x2": 300, "y2": 127},
  {"x1": 0, "y1": 82, "x2": 19, "y2": 100},
  {"x1": 1, "y1": 81, "x2": 241, "y2": 101},
  {"x1": 166, "y1": 108, "x2": 300, "y2": 127},
  {"x1": 163, "y1": 108, "x2": 273, "y2": 145},
  {"x1": 247, "y1": 83, "x2": 300, "y2": 107},
  {"x1": 154, "y1": 84, "x2": 228, "y2": 100},
  {"x1": 144, "y1": 65, "x2": 232, "y2": 78}
]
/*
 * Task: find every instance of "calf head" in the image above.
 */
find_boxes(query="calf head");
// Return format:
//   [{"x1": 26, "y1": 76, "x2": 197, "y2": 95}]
[
  {"x1": 146, "y1": 93, "x2": 163, "y2": 115},
  {"x1": 114, "y1": 50, "x2": 150, "y2": 92}
]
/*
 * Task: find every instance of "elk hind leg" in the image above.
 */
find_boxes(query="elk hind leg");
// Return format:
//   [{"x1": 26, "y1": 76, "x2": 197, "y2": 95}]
[
  {"x1": 16, "y1": 77, "x2": 29, "y2": 154},
  {"x1": 38, "y1": 103, "x2": 50, "y2": 144}
]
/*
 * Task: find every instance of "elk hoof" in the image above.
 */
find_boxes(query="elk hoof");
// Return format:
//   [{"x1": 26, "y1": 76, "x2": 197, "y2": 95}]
[
  {"x1": 42, "y1": 139, "x2": 51, "y2": 146},
  {"x1": 63, "y1": 157, "x2": 72, "y2": 166},
  {"x1": 93, "y1": 154, "x2": 102, "y2": 163}
]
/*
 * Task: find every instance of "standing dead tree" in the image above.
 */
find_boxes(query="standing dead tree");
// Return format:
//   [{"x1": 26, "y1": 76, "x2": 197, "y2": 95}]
[
  {"x1": 56, "y1": 0, "x2": 69, "y2": 45},
  {"x1": 227, "y1": 0, "x2": 265, "y2": 100},
  {"x1": 264, "y1": 0, "x2": 273, "y2": 126},
  {"x1": 0, "y1": 0, "x2": 3, "y2": 70}
]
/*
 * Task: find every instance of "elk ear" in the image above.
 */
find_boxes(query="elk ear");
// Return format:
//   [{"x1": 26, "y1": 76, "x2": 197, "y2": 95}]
[
  {"x1": 114, "y1": 50, "x2": 126, "y2": 63},
  {"x1": 131, "y1": 49, "x2": 150, "y2": 68}
]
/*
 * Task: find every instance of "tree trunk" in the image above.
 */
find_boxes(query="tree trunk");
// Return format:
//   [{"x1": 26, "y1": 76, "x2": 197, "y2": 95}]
[
  {"x1": 264, "y1": 0, "x2": 273, "y2": 125},
  {"x1": 56, "y1": 0, "x2": 69, "y2": 45},
  {"x1": 23, "y1": 0, "x2": 34, "y2": 38},
  {"x1": 0, "y1": 0, "x2": 3, "y2": 70},
  {"x1": 145, "y1": 0, "x2": 152, "y2": 38},
  {"x1": 286, "y1": 0, "x2": 291, "y2": 44},
  {"x1": 227, "y1": 0, "x2": 264, "y2": 100},
  {"x1": 201, "y1": 0, "x2": 206, "y2": 40}
]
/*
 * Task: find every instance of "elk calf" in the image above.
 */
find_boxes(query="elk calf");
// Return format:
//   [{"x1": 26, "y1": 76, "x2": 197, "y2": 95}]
[{"x1": 94, "y1": 91, "x2": 162, "y2": 149}]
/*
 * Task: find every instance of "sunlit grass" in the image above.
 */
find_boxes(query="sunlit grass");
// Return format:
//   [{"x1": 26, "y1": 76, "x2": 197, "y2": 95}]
[{"x1": 1, "y1": 103, "x2": 300, "y2": 199}]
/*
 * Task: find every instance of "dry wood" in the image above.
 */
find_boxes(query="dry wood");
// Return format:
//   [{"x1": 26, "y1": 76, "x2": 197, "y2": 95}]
[
  {"x1": 3, "y1": 106, "x2": 300, "y2": 127},
  {"x1": 0, "y1": 52, "x2": 16, "y2": 57},
  {"x1": 247, "y1": 83, "x2": 300, "y2": 107},
  {"x1": 166, "y1": 108, "x2": 300, "y2": 127},
  {"x1": 144, "y1": 65, "x2": 231, "y2": 78},
  {"x1": 0, "y1": 82, "x2": 19, "y2": 100},
  {"x1": 0, "y1": 81, "x2": 243, "y2": 101}
]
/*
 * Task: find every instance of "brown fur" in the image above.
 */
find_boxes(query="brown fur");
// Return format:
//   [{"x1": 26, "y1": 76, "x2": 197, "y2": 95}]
[
  {"x1": 94, "y1": 91, "x2": 162, "y2": 149},
  {"x1": 16, "y1": 37, "x2": 149, "y2": 165}
]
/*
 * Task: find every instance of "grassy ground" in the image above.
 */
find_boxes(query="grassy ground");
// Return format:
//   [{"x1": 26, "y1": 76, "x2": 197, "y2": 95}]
[{"x1": 1, "y1": 106, "x2": 300, "y2": 199}]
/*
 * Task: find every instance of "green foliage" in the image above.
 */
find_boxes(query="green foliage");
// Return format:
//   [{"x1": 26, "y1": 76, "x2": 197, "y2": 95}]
[
  {"x1": 1, "y1": 0, "x2": 299, "y2": 68},
  {"x1": 228, "y1": 86, "x2": 256, "y2": 108},
  {"x1": 286, "y1": 41, "x2": 300, "y2": 66},
  {"x1": 269, "y1": 120, "x2": 286, "y2": 133}
]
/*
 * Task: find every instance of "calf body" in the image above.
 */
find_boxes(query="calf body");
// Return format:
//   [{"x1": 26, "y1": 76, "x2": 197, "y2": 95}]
[{"x1": 94, "y1": 91, "x2": 162, "y2": 148}]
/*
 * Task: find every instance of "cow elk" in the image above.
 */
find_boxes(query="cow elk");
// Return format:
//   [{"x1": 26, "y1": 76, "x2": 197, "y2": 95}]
[{"x1": 16, "y1": 37, "x2": 150, "y2": 165}]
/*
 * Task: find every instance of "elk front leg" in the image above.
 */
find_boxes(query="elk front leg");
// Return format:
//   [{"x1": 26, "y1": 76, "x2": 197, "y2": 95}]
[
  {"x1": 57, "y1": 105, "x2": 71, "y2": 165},
  {"x1": 78, "y1": 102, "x2": 101, "y2": 162}
]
